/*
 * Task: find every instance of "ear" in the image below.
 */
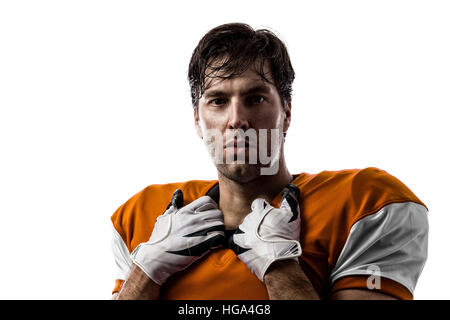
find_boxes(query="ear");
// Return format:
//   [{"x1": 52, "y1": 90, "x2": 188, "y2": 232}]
[
  {"x1": 193, "y1": 107, "x2": 203, "y2": 139},
  {"x1": 282, "y1": 102, "x2": 292, "y2": 134}
]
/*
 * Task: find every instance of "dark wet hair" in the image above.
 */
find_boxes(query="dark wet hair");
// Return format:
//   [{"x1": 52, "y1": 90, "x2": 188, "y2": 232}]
[{"x1": 188, "y1": 23, "x2": 295, "y2": 108}]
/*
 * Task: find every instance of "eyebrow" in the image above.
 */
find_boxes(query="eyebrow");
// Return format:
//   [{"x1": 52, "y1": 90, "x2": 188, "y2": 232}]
[{"x1": 203, "y1": 84, "x2": 272, "y2": 99}]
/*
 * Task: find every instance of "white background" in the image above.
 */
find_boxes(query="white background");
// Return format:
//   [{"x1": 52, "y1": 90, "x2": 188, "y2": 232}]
[{"x1": 0, "y1": 0, "x2": 448, "y2": 299}]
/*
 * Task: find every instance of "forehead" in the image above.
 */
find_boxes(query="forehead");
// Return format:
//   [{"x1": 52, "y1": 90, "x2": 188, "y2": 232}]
[{"x1": 203, "y1": 59, "x2": 275, "y2": 94}]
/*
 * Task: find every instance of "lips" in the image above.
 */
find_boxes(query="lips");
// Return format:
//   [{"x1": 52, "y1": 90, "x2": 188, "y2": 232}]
[{"x1": 224, "y1": 140, "x2": 249, "y2": 148}]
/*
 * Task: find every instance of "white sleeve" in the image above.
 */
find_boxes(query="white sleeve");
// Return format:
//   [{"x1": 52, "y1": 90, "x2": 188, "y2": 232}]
[
  {"x1": 330, "y1": 201, "x2": 428, "y2": 294},
  {"x1": 111, "y1": 222, "x2": 132, "y2": 280}
]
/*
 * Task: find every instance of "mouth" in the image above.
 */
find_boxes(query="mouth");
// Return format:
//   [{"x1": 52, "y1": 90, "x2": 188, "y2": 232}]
[{"x1": 224, "y1": 140, "x2": 250, "y2": 149}]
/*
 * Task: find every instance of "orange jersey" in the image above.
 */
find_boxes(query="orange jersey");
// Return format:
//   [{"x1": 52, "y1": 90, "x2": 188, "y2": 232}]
[{"x1": 110, "y1": 167, "x2": 428, "y2": 299}]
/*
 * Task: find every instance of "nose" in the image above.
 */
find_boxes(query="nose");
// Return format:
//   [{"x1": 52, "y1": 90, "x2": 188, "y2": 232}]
[{"x1": 227, "y1": 97, "x2": 250, "y2": 130}]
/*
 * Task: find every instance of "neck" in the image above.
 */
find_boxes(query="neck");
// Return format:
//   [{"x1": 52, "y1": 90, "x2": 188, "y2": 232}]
[{"x1": 217, "y1": 157, "x2": 292, "y2": 230}]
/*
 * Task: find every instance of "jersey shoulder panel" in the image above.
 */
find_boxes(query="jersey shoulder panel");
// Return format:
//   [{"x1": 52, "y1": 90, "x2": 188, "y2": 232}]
[
  {"x1": 289, "y1": 167, "x2": 428, "y2": 298},
  {"x1": 292, "y1": 166, "x2": 427, "y2": 257},
  {"x1": 110, "y1": 179, "x2": 218, "y2": 253},
  {"x1": 346, "y1": 166, "x2": 427, "y2": 220},
  {"x1": 296, "y1": 166, "x2": 426, "y2": 227}
]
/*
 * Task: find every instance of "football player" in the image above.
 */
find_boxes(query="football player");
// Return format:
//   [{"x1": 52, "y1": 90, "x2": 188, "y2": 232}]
[{"x1": 111, "y1": 23, "x2": 428, "y2": 300}]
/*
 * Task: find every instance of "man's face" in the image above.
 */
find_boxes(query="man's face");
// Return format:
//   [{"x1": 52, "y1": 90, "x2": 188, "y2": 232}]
[{"x1": 194, "y1": 62, "x2": 291, "y2": 183}]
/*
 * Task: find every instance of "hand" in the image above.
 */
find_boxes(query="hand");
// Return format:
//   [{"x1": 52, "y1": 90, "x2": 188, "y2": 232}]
[
  {"x1": 131, "y1": 189, "x2": 225, "y2": 285},
  {"x1": 229, "y1": 184, "x2": 302, "y2": 282}
]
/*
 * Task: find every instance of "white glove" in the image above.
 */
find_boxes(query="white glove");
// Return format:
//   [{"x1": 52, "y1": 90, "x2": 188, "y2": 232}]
[
  {"x1": 229, "y1": 184, "x2": 302, "y2": 282},
  {"x1": 131, "y1": 189, "x2": 225, "y2": 285}
]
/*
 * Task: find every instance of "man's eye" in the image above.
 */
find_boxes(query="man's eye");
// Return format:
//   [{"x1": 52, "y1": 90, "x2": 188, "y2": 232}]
[
  {"x1": 209, "y1": 98, "x2": 227, "y2": 106},
  {"x1": 248, "y1": 96, "x2": 265, "y2": 105}
]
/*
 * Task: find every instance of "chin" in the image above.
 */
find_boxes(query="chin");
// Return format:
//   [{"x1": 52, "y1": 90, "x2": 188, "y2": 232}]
[{"x1": 216, "y1": 163, "x2": 262, "y2": 184}]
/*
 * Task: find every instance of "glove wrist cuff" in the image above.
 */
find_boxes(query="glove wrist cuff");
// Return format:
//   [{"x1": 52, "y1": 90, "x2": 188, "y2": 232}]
[
  {"x1": 131, "y1": 243, "x2": 170, "y2": 286},
  {"x1": 253, "y1": 240, "x2": 302, "y2": 281}
]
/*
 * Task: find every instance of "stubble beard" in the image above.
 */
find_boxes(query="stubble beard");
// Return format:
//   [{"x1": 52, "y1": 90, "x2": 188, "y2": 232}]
[
  {"x1": 216, "y1": 161, "x2": 262, "y2": 184},
  {"x1": 214, "y1": 128, "x2": 284, "y2": 184}
]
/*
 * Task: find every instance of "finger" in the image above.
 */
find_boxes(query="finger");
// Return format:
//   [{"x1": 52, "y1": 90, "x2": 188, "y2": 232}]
[
  {"x1": 201, "y1": 208, "x2": 224, "y2": 222},
  {"x1": 181, "y1": 195, "x2": 218, "y2": 214},
  {"x1": 250, "y1": 198, "x2": 272, "y2": 213},
  {"x1": 182, "y1": 223, "x2": 225, "y2": 237},
  {"x1": 228, "y1": 229, "x2": 250, "y2": 255},
  {"x1": 166, "y1": 233, "x2": 225, "y2": 257},
  {"x1": 195, "y1": 200, "x2": 219, "y2": 213}
]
